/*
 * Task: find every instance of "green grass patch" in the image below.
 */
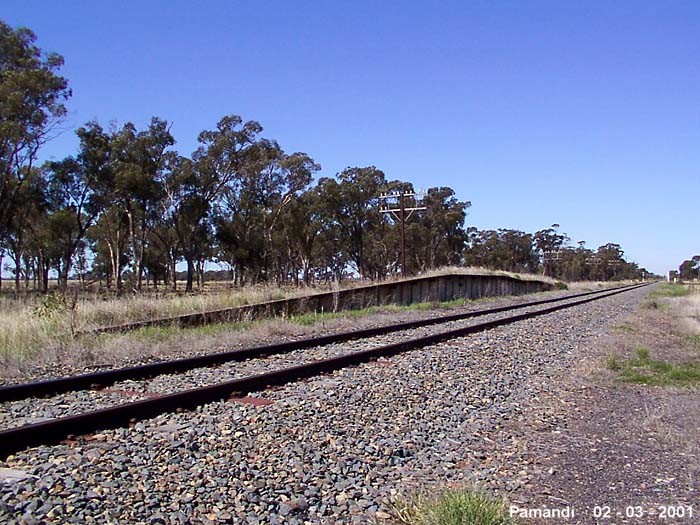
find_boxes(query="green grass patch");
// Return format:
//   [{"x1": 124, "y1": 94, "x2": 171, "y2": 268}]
[
  {"x1": 606, "y1": 355, "x2": 623, "y2": 371},
  {"x1": 686, "y1": 334, "x2": 700, "y2": 350},
  {"x1": 612, "y1": 323, "x2": 635, "y2": 333},
  {"x1": 606, "y1": 347, "x2": 700, "y2": 387},
  {"x1": 648, "y1": 283, "x2": 690, "y2": 299},
  {"x1": 289, "y1": 311, "x2": 350, "y2": 326},
  {"x1": 642, "y1": 283, "x2": 688, "y2": 309},
  {"x1": 437, "y1": 298, "x2": 471, "y2": 308},
  {"x1": 635, "y1": 347, "x2": 650, "y2": 359},
  {"x1": 126, "y1": 321, "x2": 252, "y2": 342},
  {"x1": 392, "y1": 487, "x2": 519, "y2": 525}
]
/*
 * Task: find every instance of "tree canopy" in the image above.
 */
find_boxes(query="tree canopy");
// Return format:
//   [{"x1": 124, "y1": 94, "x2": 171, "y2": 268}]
[{"x1": 0, "y1": 20, "x2": 71, "y2": 238}]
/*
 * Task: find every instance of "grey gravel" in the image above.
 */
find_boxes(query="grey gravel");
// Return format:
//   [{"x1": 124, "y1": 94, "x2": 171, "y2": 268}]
[{"x1": 0, "y1": 285, "x2": 650, "y2": 523}]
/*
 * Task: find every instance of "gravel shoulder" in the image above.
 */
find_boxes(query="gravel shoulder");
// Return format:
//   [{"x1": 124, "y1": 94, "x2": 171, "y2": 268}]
[{"x1": 505, "y1": 287, "x2": 699, "y2": 524}]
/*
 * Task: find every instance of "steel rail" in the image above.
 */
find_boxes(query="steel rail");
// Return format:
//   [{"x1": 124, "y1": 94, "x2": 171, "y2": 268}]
[
  {"x1": 0, "y1": 283, "x2": 644, "y2": 403},
  {"x1": 0, "y1": 282, "x2": 650, "y2": 459}
]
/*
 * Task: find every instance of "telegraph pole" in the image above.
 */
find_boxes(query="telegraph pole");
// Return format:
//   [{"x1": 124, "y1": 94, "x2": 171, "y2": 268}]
[{"x1": 379, "y1": 190, "x2": 426, "y2": 277}]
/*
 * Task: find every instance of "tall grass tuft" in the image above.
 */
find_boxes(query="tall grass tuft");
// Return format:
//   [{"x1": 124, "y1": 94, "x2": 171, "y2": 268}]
[{"x1": 392, "y1": 487, "x2": 519, "y2": 525}]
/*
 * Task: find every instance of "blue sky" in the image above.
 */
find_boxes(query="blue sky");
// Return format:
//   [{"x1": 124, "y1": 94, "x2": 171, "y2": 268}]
[{"x1": 4, "y1": 1, "x2": 699, "y2": 275}]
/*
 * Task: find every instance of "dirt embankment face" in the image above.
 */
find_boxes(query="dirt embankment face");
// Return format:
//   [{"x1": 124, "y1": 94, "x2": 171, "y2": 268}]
[{"x1": 507, "y1": 287, "x2": 700, "y2": 525}]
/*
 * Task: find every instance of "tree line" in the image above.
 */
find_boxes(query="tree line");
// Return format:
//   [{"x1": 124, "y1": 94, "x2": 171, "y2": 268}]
[
  {"x1": 464, "y1": 225, "x2": 649, "y2": 281},
  {"x1": 0, "y1": 20, "x2": 648, "y2": 294},
  {"x1": 671, "y1": 256, "x2": 700, "y2": 281}
]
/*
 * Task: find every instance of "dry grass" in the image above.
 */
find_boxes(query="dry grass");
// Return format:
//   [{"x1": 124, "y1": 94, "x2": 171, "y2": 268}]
[
  {"x1": 412, "y1": 266, "x2": 557, "y2": 284},
  {"x1": 670, "y1": 293, "x2": 700, "y2": 337},
  {"x1": 564, "y1": 279, "x2": 637, "y2": 291},
  {"x1": 0, "y1": 267, "x2": 555, "y2": 328},
  {"x1": 0, "y1": 284, "x2": 314, "y2": 326},
  {"x1": 0, "y1": 285, "x2": 302, "y2": 371}
]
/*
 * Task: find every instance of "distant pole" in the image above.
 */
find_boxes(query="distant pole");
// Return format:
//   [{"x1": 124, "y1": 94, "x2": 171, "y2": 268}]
[
  {"x1": 400, "y1": 194, "x2": 406, "y2": 277},
  {"x1": 379, "y1": 190, "x2": 426, "y2": 277}
]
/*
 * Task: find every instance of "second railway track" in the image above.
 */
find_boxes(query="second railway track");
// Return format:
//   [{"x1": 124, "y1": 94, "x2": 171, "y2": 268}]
[{"x1": 0, "y1": 283, "x2": 649, "y2": 458}]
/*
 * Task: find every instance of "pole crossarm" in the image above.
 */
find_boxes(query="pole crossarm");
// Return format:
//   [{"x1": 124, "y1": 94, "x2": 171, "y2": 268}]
[{"x1": 378, "y1": 190, "x2": 426, "y2": 276}]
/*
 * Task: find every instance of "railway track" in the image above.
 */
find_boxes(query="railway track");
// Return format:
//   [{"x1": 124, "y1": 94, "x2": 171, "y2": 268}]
[{"x1": 0, "y1": 282, "x2": 649, "y2": 459}]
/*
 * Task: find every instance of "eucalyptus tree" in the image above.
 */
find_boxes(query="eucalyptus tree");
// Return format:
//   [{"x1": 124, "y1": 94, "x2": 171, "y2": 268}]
[
  {"x1": 279, "y1": 184, "x2": 329, "y2": 285},
  {"x1": 144, "y1": 221, "x2": 181, "y2": 288},
  {"x1": 216, "y1": 140, "x2": 319, "y2": 283},
  {"x1": 533, "y1": 224, "x2": 569, "y2": 276},
  {"x1": 556, "y1": 242, "x2": 593, "y2": 282},
  {"x1": 679, "y1": 256, "x2": 700, "y2": 281},
  {"x1": 0, "y1": 20, "x2": 71, "y2": 238},
  {"x1": 165, "y1": 115, "x2": 262, "y2": 291},
  {"x1": 412, "y1": 187, "x2": 470, "y2": 271},
  {"x1": 42, "y1": 122, "x2": 112, "y2": 289},
  {"x1": 591, "y1": 243, "x2": 627, "y2": 281},
  {"x1": 87, "y1": 206, "x2": 130, "y2": 290},
  {"x1": 464, "y1": 228, "x2": 538, "y2": 273},
  {"x1": 317, "y1": 167, "x2": 387, "y2": 279},
  {"x1": 497, "y1": 229, "x2": 537, "y2": 273},
  {"x1": 109, "y1": 117, "x2": 174, "y2": 290},
  {"x1": 270, "y1": 150, "x2": 320, "y2": 280},
  {"x1": 0, "y1": 167, "x2": 46, "y2": 290}
]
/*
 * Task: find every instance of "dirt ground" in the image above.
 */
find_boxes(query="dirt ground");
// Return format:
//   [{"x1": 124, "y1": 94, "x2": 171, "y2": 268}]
[{"x1": 507, "y1": 293, "x2": 699, "y2": 524}]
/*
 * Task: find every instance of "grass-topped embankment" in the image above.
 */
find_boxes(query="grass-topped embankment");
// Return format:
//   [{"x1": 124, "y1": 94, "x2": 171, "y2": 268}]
[{"x1": 0, "y1": 285, "x2": 301, "y2": 364}]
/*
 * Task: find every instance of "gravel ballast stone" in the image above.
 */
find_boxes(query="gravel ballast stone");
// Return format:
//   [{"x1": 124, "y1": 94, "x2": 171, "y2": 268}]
[{"x1": 0, "y1": 286, "x2": 649, "y2": 523}]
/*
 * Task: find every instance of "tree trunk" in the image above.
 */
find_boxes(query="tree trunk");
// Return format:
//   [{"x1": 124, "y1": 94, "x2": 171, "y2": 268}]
[
  {"x1": 126, "y1": 209, "x2": 144, "y2": 291},
  {"x1": 42, "y1": 265, "x2": 49, "y2": 293},
  {"x1": 185, "y1": 256, "x2": 195, "y2": 291},
  {"x1": 197, "y1": 259, "x2": 205, "y2": 290},
  {"x1": 13, "y1": 252, "x2": 21, "y2": 292},
  {"x1": 171, "y1": 256, "x2": 177, "y2": 292},
  {"x1": 37, "y1": 253, "x2": 44, "y2": 292},
  {"x1": 58, "y1": 266, "x2": 68, "y2": 292},
  {"x1": 137, "y1": 216, "x2": 146, "y2": 291},
  {"x1": 106, "y1": 242, "x2": 116, "y2": 291},
  {"x1": 24, "y1": 258, "x2": 30, "y2": 289}
]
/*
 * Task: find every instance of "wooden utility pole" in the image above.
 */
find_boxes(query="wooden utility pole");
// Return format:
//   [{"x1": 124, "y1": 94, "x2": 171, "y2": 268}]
[{"x1": 379, "y1": 191, "x2": 426, "y2": 277}]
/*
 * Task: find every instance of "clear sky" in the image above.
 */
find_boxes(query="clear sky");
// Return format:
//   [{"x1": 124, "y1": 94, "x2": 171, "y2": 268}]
[{"x1": 4, "y1": 1, "x2": 699, "y2": 276}]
